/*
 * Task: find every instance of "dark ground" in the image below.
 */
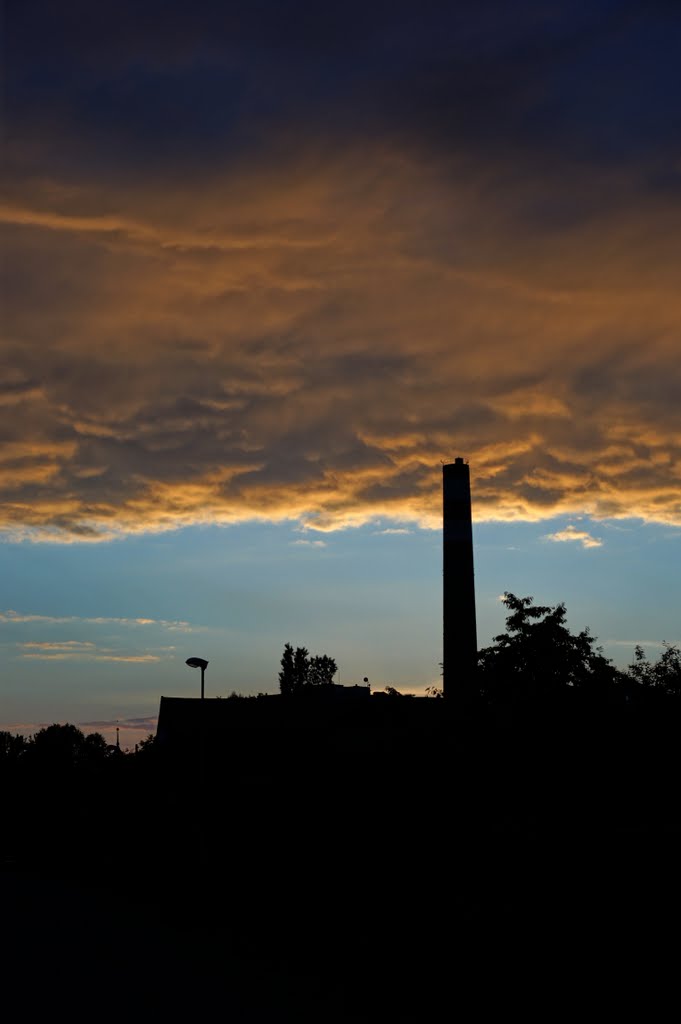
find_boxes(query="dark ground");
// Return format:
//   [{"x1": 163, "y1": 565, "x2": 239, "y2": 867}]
[{"x1": 3, "y1": 703, "x2": 681, "y2": 1020}]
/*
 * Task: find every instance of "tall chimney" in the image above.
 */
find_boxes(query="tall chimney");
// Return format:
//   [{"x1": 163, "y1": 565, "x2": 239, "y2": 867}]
[{"x1": 442, "y1": 458, "x2": 477, "y2": 699}]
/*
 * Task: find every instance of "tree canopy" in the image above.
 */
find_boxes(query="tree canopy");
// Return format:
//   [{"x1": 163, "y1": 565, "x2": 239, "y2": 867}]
[
  {"x1": 625, "y1": 642, "x2": 681, "y2": 699},
  {"x1": 278, "y1": 643, "x2": 338, "y2": 695},
  {"x1": 28, "y1": 723, "x2": 116, "y2": 767},
  {"x1": 478, "y1": 592, "x2": 619, "y2": 701}
]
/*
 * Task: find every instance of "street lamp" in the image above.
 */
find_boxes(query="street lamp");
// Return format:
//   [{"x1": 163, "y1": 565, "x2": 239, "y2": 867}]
[{"x1": 186, "y1": 657, "x2": 209, "y2": 699}]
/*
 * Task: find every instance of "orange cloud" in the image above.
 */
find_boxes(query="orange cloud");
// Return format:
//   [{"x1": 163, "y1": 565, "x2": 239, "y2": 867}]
[
  {"x1": 18, "y1": 640, "x2": 169, "y2": 662},
  {"x1": 21, "y1": 641, "x2": 97, "y2": 651},
  {"x1": 543, "y1": 526, "x2": 603, "y2": 549},
  {"x1": 20, "y1": 653, "x2": 163, "y2": 662},
  {"x1": 2, "y1": 149, "x2": 680, "y2": 539}
]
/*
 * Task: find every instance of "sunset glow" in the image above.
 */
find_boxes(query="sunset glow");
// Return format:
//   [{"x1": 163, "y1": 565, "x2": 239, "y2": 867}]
[{"x1": 2, "y1": 1, "x2": 680, "y2": 738}]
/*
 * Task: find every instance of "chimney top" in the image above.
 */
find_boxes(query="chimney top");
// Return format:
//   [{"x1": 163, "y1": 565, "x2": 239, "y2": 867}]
[{"x1": 454, "y1": 456, "x2": 465, "y2": 465}]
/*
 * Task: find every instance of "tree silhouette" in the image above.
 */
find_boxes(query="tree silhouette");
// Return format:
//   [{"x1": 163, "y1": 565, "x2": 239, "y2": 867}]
[
  {"x1": 279, "y1": 642, "x2": 296, "y2": 695},
  {"x1": 0, "y1": 731, "x2": 28, "y2": 763},
  {"x1": 654, "y1": 643, "x2": 681, "y2": 696},
  {"x1": 307, "y1": 654, "x2": 337, "y2": 687},
  {"x1": 625, "y1": 643, "x2": 681, "y2": 697},
  {"x1": 28, "y1": 723, "x2": 113, "y2": 768},
  {"x1": 293, "y1": 646, "x2": 310, "y2": 690},
  {"x1": 30, "y1": 723, "x2": 87, "y2": 767},
  {"x1": 278, "y1": 643, "x2": 337, "y2": 693},
  {"x1": 478, "y1": 592, "x2": 618, "y2": 701}
]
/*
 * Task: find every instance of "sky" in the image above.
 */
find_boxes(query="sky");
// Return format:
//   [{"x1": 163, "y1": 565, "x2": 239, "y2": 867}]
[{"x1": 1, "y1": 0, "x2": 680, "y2": 747}]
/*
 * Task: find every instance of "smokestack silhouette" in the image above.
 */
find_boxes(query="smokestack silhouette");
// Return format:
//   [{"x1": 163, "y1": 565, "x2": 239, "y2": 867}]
[{"x1": 443, "y1": 458, "x2": 477, "y2": 699}]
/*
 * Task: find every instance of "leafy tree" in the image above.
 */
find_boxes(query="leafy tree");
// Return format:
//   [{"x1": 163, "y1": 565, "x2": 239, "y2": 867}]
[
  {"x1": 0, "y1": 731, "x2": 28, "y2": 762},
  {"x1": 626, "y1": 645, "x2": 656, "y2": 691},
  {"x1": 279, "y1": 643, "x2": 296, "y2": 696},
  {"x1": 27, "y1": 723, "x2": 114, "y2": 768},
  {"x1": 625, "y1": 643, "x2": 681, "y2": 697},
  {"x1": 307, "y1": 655, "x2": 338, "y2": 687},
  {"x1": 278, "y1": 643, "x2": 337, "y2": 693},
  {"x1": 81, "y1": 731, "x2": 114, "y2": 763},
  {"x1": 293, "y1": 646, "x2": 310, "y2": 690},
  {"x1": 478, "y1": 592, "x2": 618, "y2": 701},
  {"x1": 29, "y1": 723, "x2": 87, "y2": 767},
  {"x1": 135, "y1": 733, "x2": 157, "y2": 760},
  {"x1": 651, "y1": 643, "x2": 681, "y2": 696}
]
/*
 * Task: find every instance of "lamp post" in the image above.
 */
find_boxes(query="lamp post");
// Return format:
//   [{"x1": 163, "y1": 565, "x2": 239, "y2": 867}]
[{"x1": 186, "y1": 657, "x2": 209, "y2": 699}]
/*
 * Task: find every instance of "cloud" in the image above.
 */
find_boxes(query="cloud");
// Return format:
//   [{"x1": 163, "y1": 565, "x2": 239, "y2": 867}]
[
  {"x1": 19, "y1": 646, "x2": 166, "y2": 662},
  {"x1": 2, "y1": 3, "x2": 681, "y2": 540},
  {"x1": 290, "y1": 539, "x2": 327, "y2": 548},
  {"x1": 3, "y1": 156, "x2": 679, "y2": 540},
  {"x1": 11, "y1": 636, "x2": 179, "y2": 663},
  {"x1": 607, "y1": 639, "x2": 681, "y2": 649},
  {"x1": 79, "y1": 716, "x2": 158, "y2": 730},
  {"x1": 374, "y1": 528, "x2": 412, "y2": 535},
  {"x1": 20, "y1": 641, "x2": 97, "y2": 652},
  {"x1": 2, "y1": 614, "x2": 189, "y2": 664},
  {"x1": 0, "y1": 611, "x2": 195, "y2": 630},
  {"x1": 544, "y1": 526, "x2": 603, "y2": 549}
]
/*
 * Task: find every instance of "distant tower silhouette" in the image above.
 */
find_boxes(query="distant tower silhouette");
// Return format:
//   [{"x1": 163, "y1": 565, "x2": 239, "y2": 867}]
[{"x1": 442, "y1": 458, "x2": 477, "y2": 699}]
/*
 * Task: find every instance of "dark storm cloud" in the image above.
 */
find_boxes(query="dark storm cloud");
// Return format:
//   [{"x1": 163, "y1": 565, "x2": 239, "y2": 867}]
[
  {"x1": 7, "y1": 0, "x2": 681, "y2": 174},
  {"x1": 2, "y1": 2, "x2": 681, "y2": 537}
]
